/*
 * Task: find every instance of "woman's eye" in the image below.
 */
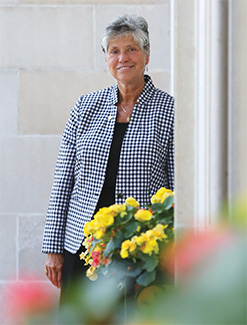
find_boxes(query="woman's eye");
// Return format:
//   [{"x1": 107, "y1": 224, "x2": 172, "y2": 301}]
[
  {"x1": 129, "y1": 48, "x2": 136, "y2": 52},
  {"x1": 110, "y1": 50, "x2": 118, "y2": 55}
]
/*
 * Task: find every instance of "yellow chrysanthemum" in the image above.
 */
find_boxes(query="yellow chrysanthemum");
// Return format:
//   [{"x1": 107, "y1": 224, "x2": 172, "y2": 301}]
[
  {"x1": 125, "y1": 197, "x2": 140, "y2": 209},
  {"x1": 134, "y1": 209, "x2": 153, "y2": 222}
]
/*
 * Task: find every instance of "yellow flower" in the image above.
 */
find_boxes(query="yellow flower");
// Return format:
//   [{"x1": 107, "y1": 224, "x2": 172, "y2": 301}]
[
  {"x1": 141, "y1": 238, "x2": 159, "y2": 255},
  {"x1": 85, "y1": 255, "x2": 92, "y2": 266},
  {"x1": 129, "y1": 240, "x2": 137, "y2": 253},
  {"x1": 84, "y1": 221, "x2": 95, "y2": 236},
  {"x1": 109, "y1": 204, "x2": 126, "y2": 215},
  {"x1": 79, "y1": 251, "x2": 86, "y2": 260},
  {"x1": 86, "y1": 266, "x2": 98, "y2": 281},
  {"x1": 125, "y1": 197, "x2": 139, "y2": 208},
  {"x1": 120, "y1": 211, "x2": 128, "y2": 218},
  {"x1": 120, "y1": 240, "x2": 131, "y2": 258},
  {"x1": 135, "y1": 233, "x2": 149, "y2": 246},
  {"x1": 152, "y1": 224, "x2": 168, "y2": 240},
  {"x1": 121, "y1": 240, "x2": 131, "y2": 251},
  {"x1": 120, "y1": 249, "x2": 129, "y2": 259},
  {"x1": 134, "y1": 209, "x2": 153, "y2": 222},
  {"x1": 98, "y1": 214, "x2": 114, "y2": 227},
  {"x1": 151, "y1": 187, "x2": 174, "y2": 204},
  {"x1": 135, "y1": 226, "x2": 167, "y2": 256},
  {"x1": 95, "y1": 229, "x2": 105, "y2": 239},
  {"x1": 82, "y1": 238, "x2": 92, "y2": 249},
  {"x1": 120, "y1": 239, "x2": 137, "y2": 259},
  {"x1": 97, "y1": 207, "x2": 112, "y2": 215},
  {"x1": 156, "y1": 187, "x2": 174, "y2": 196}
]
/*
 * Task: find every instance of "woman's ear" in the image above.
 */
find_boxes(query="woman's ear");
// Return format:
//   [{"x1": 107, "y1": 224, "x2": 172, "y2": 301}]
[{"x1": 146, "y1": 47, "x2": 150, "y2": 65}]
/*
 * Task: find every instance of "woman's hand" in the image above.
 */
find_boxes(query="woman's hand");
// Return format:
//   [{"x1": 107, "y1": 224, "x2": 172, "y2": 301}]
[{"x1": 45, "y1": 253, "x2": 64, "y2": 288}]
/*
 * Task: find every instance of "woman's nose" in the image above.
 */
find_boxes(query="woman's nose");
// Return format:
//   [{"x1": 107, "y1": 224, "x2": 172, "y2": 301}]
[{"x1": 119, "y1": 51, "x2": 128, "y2": 62}]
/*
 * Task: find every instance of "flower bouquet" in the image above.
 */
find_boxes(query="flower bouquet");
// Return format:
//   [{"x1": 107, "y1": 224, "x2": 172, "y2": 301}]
[{"x1": 80, "y1": 187, "x2": 174, "y2": 288}]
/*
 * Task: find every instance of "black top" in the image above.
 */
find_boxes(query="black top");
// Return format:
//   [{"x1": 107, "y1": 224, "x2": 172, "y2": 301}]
[{"x1": 94, "y1": 122, "x2": 128, "y2": 213}]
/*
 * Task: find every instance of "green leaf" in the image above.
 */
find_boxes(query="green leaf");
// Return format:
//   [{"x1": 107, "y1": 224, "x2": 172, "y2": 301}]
[
  {"x1": 143, "y1": 255, "x2": 159, "y2": 272},
  {"x1": 163, "y1": 196, "x2": 174, "y2": 209},
  {"x1": 156, "y1": 214, "x2": 173, "y2": 226},
  {"x1": 126, "y1": 205, "x2": 137, "y2": 213},
  {"x1": 136, "y1": 270, "x2": 156, "y2": 286},
  {"x1": 89, "y1": 238, "x2": 102, "y2": 253},
  {"x1": 123, "y1": 221, "x2": 139, "y2": 237},
  {"x1": 119, "y1": 213, "x2": 133, "y2": 225},
  {"x1": 108, "y1": 259, "x2": 143, "y2": 278},
  {"x1": 124, "y1": 261, "x2": 143, "y2": 278},
  {"x1": 104, "y1": 231, "x2": 124, "y2": 257},
  {"x1": 151, "y1": 203, "x2": 164, "y2": 214},
  {"x1": 137, "y1": 251, "x2": 149, "y2": 262}
]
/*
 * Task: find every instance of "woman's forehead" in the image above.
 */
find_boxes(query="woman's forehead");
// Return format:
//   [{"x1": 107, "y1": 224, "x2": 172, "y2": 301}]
[{"x1": 108, "y1": 35, "x2": 139, "y2": 48}]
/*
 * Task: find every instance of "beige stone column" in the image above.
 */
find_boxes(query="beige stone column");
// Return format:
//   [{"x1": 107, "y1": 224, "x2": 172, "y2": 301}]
[
  {"x1": 173, "y1": 0, "x2": 229, "y2": 232},
  {"x1": 228, "y1": 0, "x2": 247, "y2": 214}
]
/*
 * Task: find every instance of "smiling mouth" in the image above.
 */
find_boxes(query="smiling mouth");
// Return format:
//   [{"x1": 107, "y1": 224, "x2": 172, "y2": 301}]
[{"x1": 117, "y1": 66, "x2": 133, "y2": 70}]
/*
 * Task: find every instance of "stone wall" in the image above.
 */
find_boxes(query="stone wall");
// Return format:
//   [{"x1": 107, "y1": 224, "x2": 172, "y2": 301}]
[{"x1": 0, "y1": 0, "x2": 172, "y2": 319}]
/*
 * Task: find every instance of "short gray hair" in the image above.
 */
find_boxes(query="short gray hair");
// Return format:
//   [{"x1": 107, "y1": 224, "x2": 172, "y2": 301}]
[{"x1": 101, "y1": 14, "x2": 150, "y2": 55}]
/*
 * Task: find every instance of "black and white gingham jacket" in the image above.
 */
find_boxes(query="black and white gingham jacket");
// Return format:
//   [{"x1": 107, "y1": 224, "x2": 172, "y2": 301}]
[{"x1": 42, "y1": 75, "x2": 174, "y2": 254}]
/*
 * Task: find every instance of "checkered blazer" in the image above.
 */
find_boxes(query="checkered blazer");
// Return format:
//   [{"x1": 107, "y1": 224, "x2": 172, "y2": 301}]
[{"x1": 42, "y1": 75, "x2": 174, "y2": 254}]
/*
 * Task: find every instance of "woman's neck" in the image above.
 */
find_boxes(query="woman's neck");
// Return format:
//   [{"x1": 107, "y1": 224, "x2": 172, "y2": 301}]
[{"x1": 117, "y1": 78, "x2": 145, "y2": 106}]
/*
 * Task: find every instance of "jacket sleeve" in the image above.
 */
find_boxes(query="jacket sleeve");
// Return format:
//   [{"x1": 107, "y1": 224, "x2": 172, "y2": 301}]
[
  {"x1": 42, "y1": 97, "x2": 81, "y2": 254},
  {"x1": 167, "y1": 116, "x2": 175, "y2": 192}
]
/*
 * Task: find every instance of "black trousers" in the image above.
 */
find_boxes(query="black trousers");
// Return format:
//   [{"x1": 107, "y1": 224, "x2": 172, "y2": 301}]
[{"x1": 62, "y1": 247, "x2": 86, "y2": 285}]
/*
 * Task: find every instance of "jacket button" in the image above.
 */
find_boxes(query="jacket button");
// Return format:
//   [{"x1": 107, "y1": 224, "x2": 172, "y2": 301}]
[{"x1": 117, "y1": 193, "x2": 124, "y2": 199}]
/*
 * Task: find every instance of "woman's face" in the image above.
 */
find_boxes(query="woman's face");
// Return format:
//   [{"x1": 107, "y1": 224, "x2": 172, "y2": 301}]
[{"x1": 106, "y1": 35, "x2": 149, "y2": 86}]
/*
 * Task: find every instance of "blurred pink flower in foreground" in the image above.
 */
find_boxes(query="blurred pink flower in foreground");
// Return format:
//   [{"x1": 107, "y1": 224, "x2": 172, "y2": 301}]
[
  {"x1": 2, "y1": 274, "x2": 57, "y2": 324},
  {"x1": 162, "y1": 226, "x2": 234, "y2": 279}
]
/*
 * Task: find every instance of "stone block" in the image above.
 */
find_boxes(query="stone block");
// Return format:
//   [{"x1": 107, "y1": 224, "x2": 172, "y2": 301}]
[
  {"x1": 95, "y1": 5, "x2": 170, "y2": 71},
  {"x1": 0, "y1": 71, "x2": 18, "y2": 136},
  {"x1": 20, "y1": 0, "x2": 168, "y2": 4},
  {"x1": 0, "y1": 214, "x2": 17, "y2": 280},
  {"x1": 0, "y1": 7, "x2": 93, "y2": 70},
  {"x1": 0, "y1": 0, "x2": 18, "y2": 4},
  {"x1": 149, "y1": 71, "x2": 171, "y2": 94},
  {"x1": 18, "y1": 214, "x2": 47, "y2": 278},
  {"x1": 19, "y1": 71, "x2": 115, "y2": 135},
  {"x1": 0, "y1": 136, "x2": 61, "y2": 214}
]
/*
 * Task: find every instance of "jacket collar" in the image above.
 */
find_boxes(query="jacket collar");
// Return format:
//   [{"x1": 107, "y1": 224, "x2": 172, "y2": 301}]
[{"x1": 109, "y1": 74, "x2": 155, "y2": 106}]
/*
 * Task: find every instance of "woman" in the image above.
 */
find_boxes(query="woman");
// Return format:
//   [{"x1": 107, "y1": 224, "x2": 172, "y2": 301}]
[{"x1": 42, "y1": 14, "x2": 174, "y2": 291}]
